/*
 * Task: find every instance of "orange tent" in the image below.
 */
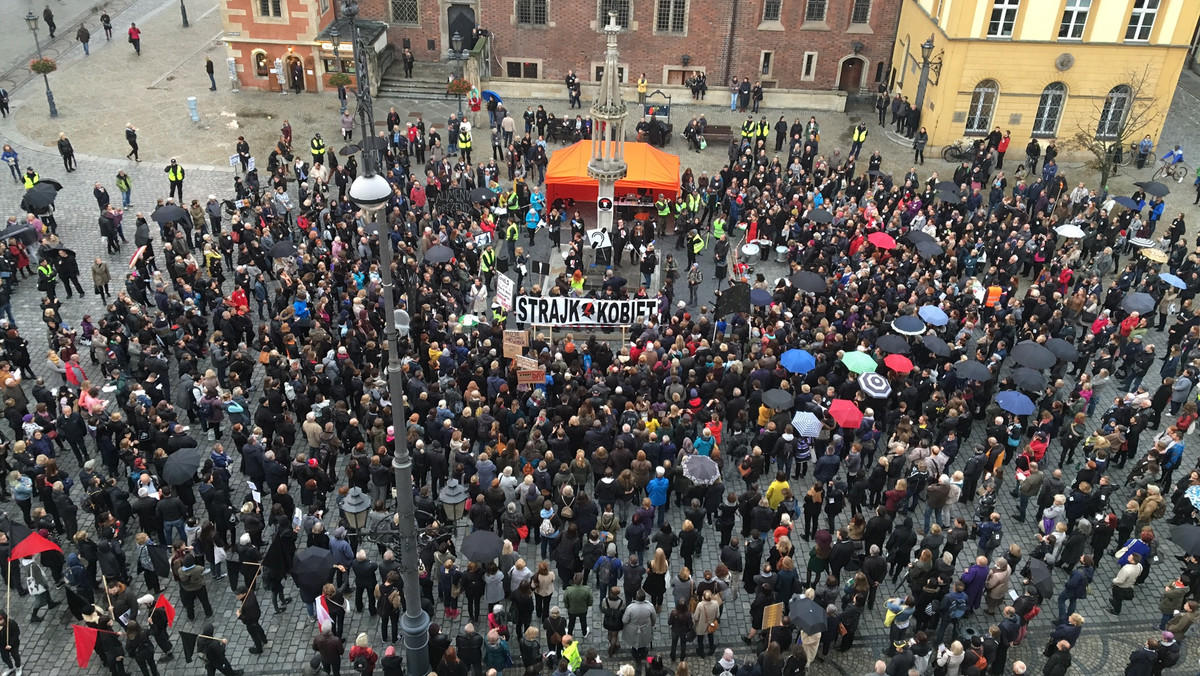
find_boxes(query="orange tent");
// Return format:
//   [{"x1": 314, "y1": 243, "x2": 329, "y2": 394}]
[{"x1": 544, "y1": 141, "x2": 681, "y2": 207}]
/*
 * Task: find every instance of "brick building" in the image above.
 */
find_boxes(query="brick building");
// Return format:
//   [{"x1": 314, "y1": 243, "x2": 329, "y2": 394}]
[{"x1": 358, "y1": 0, "x2": 900, "y2": 93}]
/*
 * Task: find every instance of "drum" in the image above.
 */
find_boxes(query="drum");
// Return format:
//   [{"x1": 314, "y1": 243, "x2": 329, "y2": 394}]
[
  {"x1": 775, "y1": 246, "x2": 788, "y2": 263},
  {"x1": 741, "y1": 243, "x2": 760, "y2": 258}
]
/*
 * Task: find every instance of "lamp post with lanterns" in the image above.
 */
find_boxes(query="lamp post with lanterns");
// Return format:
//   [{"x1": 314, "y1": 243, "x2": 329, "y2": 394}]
[
  {"x1": 914, "y1": 34, "x2": 943, "y2": 114},
  {"x1": 448, "y1": 31, "x2": 470, "y2": 115},
  {"x1": 24, "y1": 12, "x2": 58, "y2": 118},
  {"x1": 438, "y1": 480, "x2": 470, "y2": 524}
]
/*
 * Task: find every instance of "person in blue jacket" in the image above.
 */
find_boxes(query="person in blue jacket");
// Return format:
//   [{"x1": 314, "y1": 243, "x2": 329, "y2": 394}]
[{"x1": 647, "y1": 467, "x2": 669, "y2": 527}]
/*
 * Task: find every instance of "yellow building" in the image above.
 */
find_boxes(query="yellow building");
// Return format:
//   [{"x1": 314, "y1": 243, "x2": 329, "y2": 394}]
[{"x1": 890, "y1": 0, "x2": 1200, "y2": 148}]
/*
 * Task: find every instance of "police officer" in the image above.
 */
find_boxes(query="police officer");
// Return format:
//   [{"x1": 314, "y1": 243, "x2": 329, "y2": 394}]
[
  {"x1": 849, "y1": 123, "x2": 868, "y2": 160},
  {"x1": 164, "y1": 158, "x2": 185, "y2": 201},
  {"x1": 480, "y1": 244, "x2": 497, "y2": 287},
  {"x1": 505, "y1": 218, "x2": 519, "y2": 260},
  {"x1": 458, "y1": 124, "x2": 473, "y2": 164},
  {"x1": 22, "y1": 167, "x2": 39, "y2": 189},
  {"x1": 756, "y1": 116, "x2": 770, "y2": 144},
  {"x1": 37, "y1": 256, "x2": 57, "y2": 301},
  {"x1": 686, "y1": 229, "x2": 704, "y2": 268},
  {"x1": 740, "y1": 115, "x2": 755, "y2": 143},
  {"x1": 310, "y1": 132, "x2": 327, "y2": 167}
]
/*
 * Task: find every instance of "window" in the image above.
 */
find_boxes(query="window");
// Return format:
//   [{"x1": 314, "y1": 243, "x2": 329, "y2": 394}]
[
  {"x1": 594, "y1": 65, "x2": 626, "y2": 81},
  {"x1": 965, "y1": 79, "x2": 999, "y2": 134},
  {"x1": 1126, "y1": 0, "x2": 1158, "y2": 41},
  {"x1": 320, "y1": 0, "x2": 328, "y2": 12},
  {"x1": 804, "y1": 0, "x2": 826, "y2": 22},
  {"x1": 506, "y1": 61, "x2": 540, "y2": 78},
  {"x1": 1058, "y1": 0, "x2": 1089, "y2": 39},
  {"x1": 655, "y1": 0, "x2": 687, "y2": 33},
  {"x1": 254, "y1": 51, "x2": 270, "y2": 77},
  {"x1": 801, "y1": 52, "x2": 817, "y2": 81},
  {"x1": 1097, "y1": 84, "x2": 1131, "y2": 139},
  {"x1": 390, "y1": 0, "x2": 418, "y2": 25},
  {"x1": 258, "y1": 0, "x2": 281, "y2": 17},
  {"x1": 851, "y1": 0, "x2": 871, "y2": 24},
  {"x1": 599, "y1": 0, "x2": 631, "y2": 27},
  {"x1": 1032, "y1": 82, "x2": 1067, "y2": 136},
  {"x1": 762, "y1": 0, "x2": 781, "y2": 22},
  {"x1": 760, "y1": 51, "x2": 774, "y2": 77},
  {"x1": 988, "y1": 0, "x2": 1019, "y2": 37},
  {"x1": 517, "y1": 0, "x2": 548, "y2": 25}
]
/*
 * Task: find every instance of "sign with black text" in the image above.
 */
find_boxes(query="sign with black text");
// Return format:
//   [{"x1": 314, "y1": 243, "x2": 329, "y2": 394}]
[{"x1": 514, "y1": 296, "x2": 658, "y2": 326}]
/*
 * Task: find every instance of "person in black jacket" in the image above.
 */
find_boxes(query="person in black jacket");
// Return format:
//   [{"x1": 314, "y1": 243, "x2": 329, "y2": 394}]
[
  {"x1": 351, "y1": 550, "x2": 378, "y2": 616},
  {"x1": 235, "y1": 585, "x2": 267, "y2": 654},
  {"x1": 519, "y1": 626, "x2": 542, "y2": 676},
  {"x1": 456, "y1": 623, "x2": 485, "y2": 676},
  {"x1": 199, "y1": 621, "x2": 244, "y2": 676},
  {"x1": 0, "y1": 613, "x2": 20, "y2": 674}
]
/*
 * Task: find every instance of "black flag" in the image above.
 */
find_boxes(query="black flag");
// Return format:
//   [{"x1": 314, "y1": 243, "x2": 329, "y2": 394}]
[
  {"x1": 180, "y1": 631, "x2": 199, "y2": 663},
  {"x1": 147, "y1": 545, "x2": 171, "y2": 578},
  {"x1": 530, "y1": 260, "x2": 551, "y2": 276},
  {"x1": 715, "y1": 282, "x2": 751, "y2": 317}
]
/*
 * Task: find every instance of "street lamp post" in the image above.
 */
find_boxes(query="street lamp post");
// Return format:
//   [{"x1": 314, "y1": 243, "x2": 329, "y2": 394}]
[
  {"x1": 914, "y1": 35, "x2": 942, "y2": 114},
  {"x1": 449, "y1": 32, "x2": 468, "y2": 116},
  {"x1": 24, "y1": 12, "x2": 58, "y2": 118},
  {"x1": 342, "y1": 486, "x2": 371, "y2": 549},
  {"x1": 342, "y1": 2, "x2": 430, "y2": 675},
  {"x1": 181, "y1": 0, "x2": 189, "y2": 27}
]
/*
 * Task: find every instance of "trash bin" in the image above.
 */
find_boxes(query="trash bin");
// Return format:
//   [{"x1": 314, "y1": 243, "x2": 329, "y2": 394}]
[{"x1": 775, "y1": 245, "x2": 788, "y2": 263}]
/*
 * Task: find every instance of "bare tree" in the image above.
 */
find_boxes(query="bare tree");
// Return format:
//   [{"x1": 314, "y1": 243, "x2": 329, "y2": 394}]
[{"x1": 1070, "y1": 64, "x2": 1162, "y2": 187}]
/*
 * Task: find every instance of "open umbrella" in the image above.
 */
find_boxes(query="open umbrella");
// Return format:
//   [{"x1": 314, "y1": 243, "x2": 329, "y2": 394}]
[
  {"x1": 1026, "y1": 559, "x2": 1055, "y2": 599},
  {"x1": 750, "y1": 289, "x2": 773, "y2": 307},
  {"x1": 460, "y1": 530, "x2": 504, "y2": 562},
  {"x1": 877, "y1": 334, "x2": 911, "y2": 354},
  {"x1": 829, "y1": 399, "x2": 863, "y2": 429},
  {"x1": 1136, "y1": 180, "x2": 1171, "y2": 197},
  {"x1": 128, "y1": 245, "x2": 148, "y2": 269},
  {"x1": 1045, "y1": 338, "x2": 1079, "y2": 361},
  {"x1": 953, "y1": 360, "x2": 992, "y2": 381},
  {"x1": 808, "y1": 209, "x2": 834, "y2": 224},
  {"x1": 162, "y1": 447, "x2": 203, "y2": 485},
  {"x1": 1142, "y1": 248, "x2": 1169, "y2": 264},
  {"x1": 781, "y1": 349, "x2": 816, "y2": 374},
  {"x1": 1113, "y1": 196, "x2": 1140, "y2": 210},
  {"x1": 867, "y1": 232, "x2": 896, "y2": 249},
  {"x1": 792, "y1": 411, "x2": 822, "y2": 437},
  {"x1": 291, "y1": 548, "x2": 335, "y2": 596},
  {"x1": 425, "y1": 244, "x2": 455, "y2": 264},
  {"x1": 841, "y1": 352, "x2": 877, "y2": 374},
  {"x1": 21, "y1": 182, "x2": 59, "y2": 213},
  {"x1": 470, "y1": 188, "x2": 497, "y2": 204},
  {"x1": 1187, "y1": 485, "x2": 1200, "y2": 511},
  {"x1": 151, "y1": 204, "x2": 188, "y2": 224},
  {"x1": 1171, "y1": 525, "x2": 1200, "y2": 556},
  {"x1": 891, "y1": 315, "x2": 926, "y2": 336},
  {"x1": 481, "y1": 90, "x2": 503, "y2": 104},
  {"x1": 1012, "y1": 341, "x2": 1057, "y2": 370},
  {"x1": 788, "y1": 597, "x2": 827, "y2": 635},
  {"x1": 918, "y1": 305, "x2": 949, "y2": 326},
  {"x1": 922, "y1": 334, "x2": 951, "y2": 357},
  {"x1": 0, "y1": 222, "x2": 34, "y2": 245},
  {"x1": 269, "y1": 240, "x2": 298, "y2": 258},
  {"x1": 935, "y1": 181, "x2": 960, "y2": 192},
  {"x1": 1122, "y1": 292, "x2": 1156, "y2": 315},
  {"x1": 790, "y1": 271, "x2": 827, "y2": 293},
  {"x1": 903, "y1": 230, "x2": 936, "y2": 245},
  {"x1": 1160, "y1": 273, "x2": 1187, "y2": 290},
  {"x1": 1129, "y1": 237, "x2": 1156, "y2": 248},
  {"x1": 996, "y1": 390, "x2": 1035, "y2": 416},
  {"x1": 859, "y1": 372, "x2": 892, "y2": 399},
  {"x1": 1054, "y1": 223, "x2": 1086, "y2": 239},
  {"x1": 937, "y1": 190, "x2": 962, "y2": 203},
  {"x1": 763, "y1": 389, "x2": 794, "y2": 411},
  {"x1": 884, "y1": 354, "x2": 914, "y2": 374},
  {"x1": 915, "y1": 241, "x2": 944, "y2": 259},
  {"x1": 682, "y1": 455, "x2": 720, "y2": 485},
  {"x1": 1011, "y1": 367, "x2": 1046, "y2": 392}
]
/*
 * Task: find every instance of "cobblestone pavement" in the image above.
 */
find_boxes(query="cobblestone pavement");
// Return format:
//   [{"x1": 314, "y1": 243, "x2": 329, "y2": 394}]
[{"x1": 7, "y1": 2, "x2": 1200, "y2": 673}]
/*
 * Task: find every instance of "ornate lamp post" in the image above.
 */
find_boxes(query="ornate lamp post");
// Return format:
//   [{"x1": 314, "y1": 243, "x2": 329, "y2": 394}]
[
  {"x1": 914, "y1": 35, "x2": 942, "y2": 113},
  {"x1": 448, "y1": 31, "x2": 469, "y2": 115},
  {"x1": 24, "y1": 12, "x2": 58, "y2": 118}
]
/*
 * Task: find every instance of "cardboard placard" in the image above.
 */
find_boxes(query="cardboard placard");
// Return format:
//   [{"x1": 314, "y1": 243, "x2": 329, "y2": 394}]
[
  {"x1": 514, "y1": 355, "x2": 538, "y2": 370},
  {"x1": 762, "y1": 602, "x2": 785, "y2": 630},
  {"x1": 503, "y1": 329, "x2": 527, "y2": 357},
  {"x1": 517, "y1": 369, "x2": 545, "y2": 385}
]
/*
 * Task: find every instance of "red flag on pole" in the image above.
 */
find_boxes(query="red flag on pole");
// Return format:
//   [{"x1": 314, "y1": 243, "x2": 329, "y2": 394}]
[
  {"x1": 155, "y1": 594, "x2": 177, "y2": 628},
  {"x1": 9, "y1": 531, "x2": 63, "y2": 560},
  {"x1": 73, "y1": 625, "x2": 98, "y2": 668}
]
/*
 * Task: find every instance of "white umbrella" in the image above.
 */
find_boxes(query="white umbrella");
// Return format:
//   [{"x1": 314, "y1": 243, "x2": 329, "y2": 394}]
[
  {"x1": 791, "y1": 411, "x2": 822, "y2": 438},
  {"x1": 1054, "y1": 224, "x2": 1085, "y2": 239}
]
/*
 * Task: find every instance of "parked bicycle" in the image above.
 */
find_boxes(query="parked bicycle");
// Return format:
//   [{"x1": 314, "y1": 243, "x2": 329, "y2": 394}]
[{"x1": 941, "y1": 138, "x2": 978, "y2": 163}]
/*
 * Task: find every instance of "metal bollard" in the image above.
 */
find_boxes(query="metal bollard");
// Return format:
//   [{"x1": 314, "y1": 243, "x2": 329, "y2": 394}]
[{"x1": 187, "y1": 96, "x2": 199, "y2": 122}]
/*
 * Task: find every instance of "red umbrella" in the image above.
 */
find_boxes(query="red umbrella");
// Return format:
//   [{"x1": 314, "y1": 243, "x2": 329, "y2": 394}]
[
  {"x1": 829, "y1": 399, "x2": 863, "y2": 429},
  {"x1": 867, "y1": 232, "x2": 896, "y2": 249},
  {"x1": 884, "y1": 354, "x2": 914, "y2": 374},
  {"x1": 9, "y1": 531, "x2": 62, "y2": 560}
]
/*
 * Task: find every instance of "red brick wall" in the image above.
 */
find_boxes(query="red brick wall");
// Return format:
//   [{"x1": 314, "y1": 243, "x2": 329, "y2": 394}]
[{"x1": 359, "y1": 0, "x2": 443, "y2": 59}]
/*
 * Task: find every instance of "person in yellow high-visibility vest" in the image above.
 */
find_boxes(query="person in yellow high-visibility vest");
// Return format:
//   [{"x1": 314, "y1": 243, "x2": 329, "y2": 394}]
[
  {"x1": 756, "y1": 116, "x2": 770, "y2": 143},
  {"x1": 480, "y1": 245, "x2": 496, "y2": 286},
  {"x1": 458, "y1": 127, "x2": 473, "y2": 164},
  {"x1": 22, "y1": 168, "x2": 39, "y2": 189},
  {"x1": 504, "y1": 219, "x2": 519, "y2": 260},
  {"x1": 687, "y1": 229, "x2": 704, "y2": 268},
  {"x1": 712, "y1": 215, "x2": 726, "y2": 239},
  {"x1": 740, "y1": 115, "x2": 755, "y2": 141},
  {"x1": 310, "y1": 132, "x2": 327, "y2": 167},
  {"x1": 849, "y1": 123, "x2": 868, "y2": 160},
  {"x1": 164, "y1": 158, "x2": 185, "y2": 201}
]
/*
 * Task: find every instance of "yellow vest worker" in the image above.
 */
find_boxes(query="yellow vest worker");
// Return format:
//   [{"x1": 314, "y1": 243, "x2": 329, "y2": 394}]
[
  {"x1": 691, "y1": 232, "x2": 705, "y2": 254},
  {"x1": 687, "y1": 192, "x2": 701, "y2": 214},
  {"x1": 458, "y1": 130, "x2": 472, "y2": 151},
  {"x1": 852, "y1": 126, "x2": 868, "y2": 143},
  {"x1": 480, "y1": 247, "x2": 496, "y2": 274},
  {"x1": 310, "y1": 134, "x2": 327, "y2": 164},
  {"x1": 757, "y1": 120, "x2": 769, "y2": 139},
  {"x1": 505, "y1": 222, "x2": 519, "y2": 242},
  {"x1": 23, "y1": 171, "x2": 39, "y2": 189},
  {"x1": 492, "y1": 306, "x2": 507, "y2": 324},
  {"x1": 655, "y1": 198, "x2": 670, "y2": 217},
  {"x1": 713, "y1": 217, "x2": 726, "y2": 239},
  {"x1": 740, "y1": 118, "x2": 755, "y2": 139}
]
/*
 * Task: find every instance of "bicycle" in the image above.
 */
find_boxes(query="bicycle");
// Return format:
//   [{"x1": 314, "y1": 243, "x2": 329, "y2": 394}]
[
  {"x1": 1152, "y1": 159, "x2": 1191, "y2": 183},
  {"x1": 941, "y1": 138, "x2": 976, "y2": 163}
]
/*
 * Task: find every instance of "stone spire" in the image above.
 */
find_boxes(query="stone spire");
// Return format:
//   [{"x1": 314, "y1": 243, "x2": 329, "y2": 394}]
[{"x1": 587, "y1": 12, "x2": 628, "y2": 182}]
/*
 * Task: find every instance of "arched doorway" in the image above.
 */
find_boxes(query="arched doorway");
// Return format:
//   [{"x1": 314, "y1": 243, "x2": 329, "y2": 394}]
[
  {"x1": 286, "y1": 55, "x2": 305, "y2": 92},
  {"x1": 837, "y1": 56, "x2": 865, "y2": 93},
  {"x1": 447, "y1": 4, "x2": 477, "y2": 49}
]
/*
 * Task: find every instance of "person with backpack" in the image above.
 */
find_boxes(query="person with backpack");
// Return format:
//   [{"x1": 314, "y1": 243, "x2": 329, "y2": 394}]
[
  {"x1": 977, "y1": 513, "x2": 1004, "y2": 558},
  {"x1": 1057, "y1": 555, "x2": 1094, "y2": 622},
  {"x1": 594, "y1": 544, "x2": 624, "y2": 592},
  {"x1": 599, "y1": 587, "x2": 625, "y2": 656}
]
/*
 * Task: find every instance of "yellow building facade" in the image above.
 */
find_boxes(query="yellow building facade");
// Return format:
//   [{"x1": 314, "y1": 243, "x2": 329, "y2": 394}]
[{"x1": 890, "y1": 0, "x2": 1200, "y2": 148}]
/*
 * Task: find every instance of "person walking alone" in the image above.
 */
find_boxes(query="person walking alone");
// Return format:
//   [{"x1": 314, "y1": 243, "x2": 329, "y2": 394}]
[
  {"x1": 206, "y1": 58, "x2": 217, "y2": 91},
  {"x1": 128, "y1": 23, "x2": 141, "y2": 55},
  {"x1": 913, "y1": 128, "x2": 927, "y2": 165},
  {"x1": 165, "y1": 159, "x2": 185, "y2": 201},
  {"x1": 76, "y1": 24, "x2": 91, "y2": 55},
  {"x1": 125, "y1": 124, "x2": 140, "y2": 161},
  {"x1": 43, "y1": 6, "x2": 56, "y2": 38},
  {"x1": 57, "y1": 133, "x2": 76, "y2": 172}
]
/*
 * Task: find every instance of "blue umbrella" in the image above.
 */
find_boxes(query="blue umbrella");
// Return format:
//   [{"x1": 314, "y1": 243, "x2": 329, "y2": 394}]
[
  {"x1": 1161, "y1": 273, "x2": 1187, "y2": 289},
  {"x1": 481, "y1": 90, "x2": 503, "y2": 104},
  {"x1": 1186, "y1": 485, "x2": 1200, "y2": 511},
  {"x1": 995, "y1": 390, "x2": 1035, "y2": 416},
  {"x1": 751, "y1": 289, "x2": 772, "y2": 306},
  {"x1": 918, "y1": 305, "x2": 949, "y2": 326},
  {"x1": 781, "y1": 349, "x2": 816, "y2": 374},
  {"x1": 1113, "y1": 196, "x2": 1140, "y2": 210}
]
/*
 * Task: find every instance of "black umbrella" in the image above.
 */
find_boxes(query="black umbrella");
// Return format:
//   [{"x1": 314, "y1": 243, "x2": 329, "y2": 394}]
[
  {"x1": 1012, "y1": 341, "x2": 1057, "y2": 370},
  {"x1": 38, "y1": 246, "x2": 74, "y2": 261},
  {"x1": 1026, "y1": 559, "x2": 1054, "y2": 599},
  {"x1": 891, "y1": 315, "x2": 926, "y2": 336},
  {"x1": 808, "y1": 209, "x2": 834, "y2": 224},
  {"x1": 1135, "y1": 180, "x2": 1170, "y2": 197},
  {"x1": 788, "y1": 597, "x2": 827, "y2": 635},
  {"x1": 790, "y1": 271, "x2": 827, "y2": 293},
  {"x1": 460, "y1": 530, "x2": 504, "y2": 562},
  {"x1": 269, "y1": 240, "x2": 298, "y2": 258},
  {"x1": 1045, "y1": 338, "x2": 1078, "y2": 361},
  {"x1": 763, "y1": 389, "x2": 794, "y2": 410},
  {"x1": 915, "y1": 241, "x2": 944, "y2": 259},
  {"x1": 1122, "y1": 292, "x2": 1156, "y2": 315},
  {"x1": 148, "y1": 544, "x2": 172, "y2": 577},
  {"x1": 903, "y1": 231, "x2": 936, "y2": 245},
  {"x1": 877, "y1": 334, "x2": 910, "y2": 354},
  {"x1": 21, "y1": 182, "x2": 59, "y2": 213},
  {"x1": 425, "y1": 244, "x2": 455, "y2": 264},
  {"x1": 162, "y1": 447, "x2": 203, "y2": 485},
  {"x1": 338, "y1": 144, "x2": 361, "y2": 156},
  {"x1": 1171, "y1": 525, "x2": 1200, "y2": 556},
  {"x1": 682, "y1": 455, "x2": 721, "y2": 485},
  {"x1": 750, "y1": 289, "x2": 772, "y2": 307},
  {"x1": 936, "y1": 190, "x2": 961, "y2": 203},
  {"x1": 935, "y1": 181, "x2": 960, "y2": 192},
  {"x1": 1011, "y1": 367, "x2": 1046, "y2": 392},
  {"x1": 291, "y1": 547, "x2": 335, "y2": 596},
  {"x1": 470, "y1": 188, "x2": 497, "y2": 204},
  {"x1": 602, "y1": 276, "x2": 628, "y2": 289},
  {"x1": 922, "y1": 334, "x2": 951, "y2": 357},
  {"x1": 151, "y1": 204, "x2": 188, "y2": 224},
  {"x1": 0, "y1": 222, "x2": 34, "y2": 245},
  {"x1": 953, "y1": 360, "x2": 992, "y2": 381}
]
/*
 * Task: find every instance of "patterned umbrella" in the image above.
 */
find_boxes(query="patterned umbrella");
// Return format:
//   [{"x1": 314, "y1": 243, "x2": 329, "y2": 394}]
[
  {"x1": 682, "y1": 455, "x2": 720, "y2": 485},
  {"x1": 841, "y1": 351, "x2": 877, "y2": 374},
  {"x1": 859, "y1": 372, "x2": 892, "y2": 399},
  {"x1": 791, "y1": 411, "x2": 822, "y2": 438}
]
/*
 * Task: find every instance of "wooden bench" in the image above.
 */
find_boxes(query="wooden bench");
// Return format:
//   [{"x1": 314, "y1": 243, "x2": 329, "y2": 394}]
[{"x1": 702, "y1": 124, "x2": 736, "y2": 144}]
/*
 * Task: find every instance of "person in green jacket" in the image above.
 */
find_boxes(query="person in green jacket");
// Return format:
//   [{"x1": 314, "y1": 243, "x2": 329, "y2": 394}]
[{"x1": 562, "y1": 573, "x2": 593, "y2": 637}]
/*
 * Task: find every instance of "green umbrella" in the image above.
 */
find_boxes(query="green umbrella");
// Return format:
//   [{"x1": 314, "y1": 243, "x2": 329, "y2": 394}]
[{"x1": 841, "y1": 351, "x2": 877, "y2": 374}]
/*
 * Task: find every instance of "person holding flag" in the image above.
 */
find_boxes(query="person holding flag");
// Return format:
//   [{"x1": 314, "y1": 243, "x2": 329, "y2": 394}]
[
  {"x1": 235, "y1": 585, "x2": 268, "y2": 654},
  {"x1": 137, "y1": 594, "x2": 176, "y2": 662}
]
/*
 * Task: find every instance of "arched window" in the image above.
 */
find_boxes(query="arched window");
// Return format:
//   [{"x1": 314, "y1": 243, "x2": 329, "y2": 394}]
[
  {"x1": 253, "y1": 51, "x2": 270, "y2": 77},
  {"x1": 1097, "y1": 84, "x2": 1131, "y2": 139},
  {"x1": 964, "y1": 79, "x2": 998, "y2": 134},
  {"x1": 1032, "y1": 82, "x2": 1067, "y2": 137}
]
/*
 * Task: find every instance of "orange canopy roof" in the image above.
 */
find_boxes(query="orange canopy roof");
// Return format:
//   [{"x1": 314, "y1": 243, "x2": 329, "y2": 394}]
[{"x1": 544, "y1": 141, "x2": 681, "y2": 207}]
